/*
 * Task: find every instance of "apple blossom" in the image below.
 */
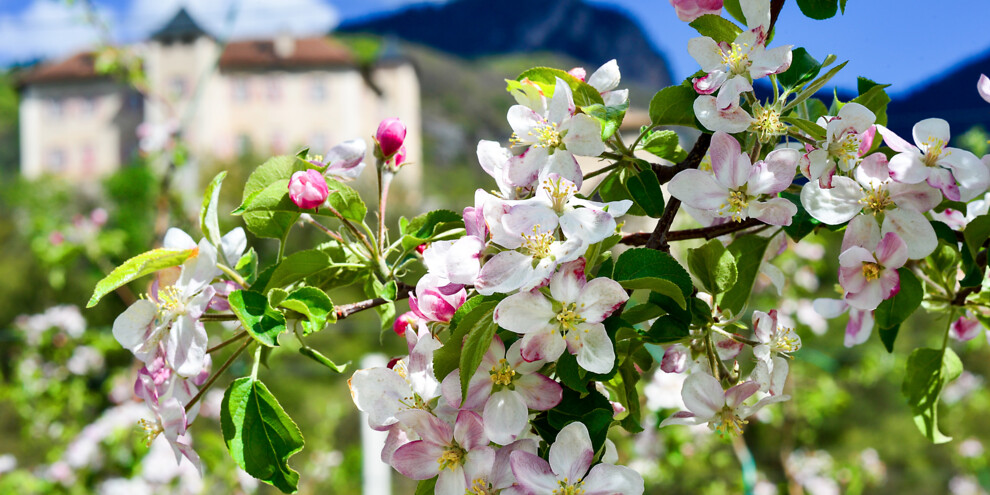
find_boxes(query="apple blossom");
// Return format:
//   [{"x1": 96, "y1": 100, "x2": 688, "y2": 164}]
[
  {"x1": 878, "y1": 118, "x2": 990, "y2": 201},
  {"x1": 670, "y1": 0, "x2": 722, "y2": 22},
  {"x1": 510, "y1": 421, "x2": 644, "y2": 495},
  {"x1": 463, "y1": 439, "x2": 537, "y2": 495},
  {"x1": 753, "y1": 356, "x2": 789, "y2": 396},
  {"x1": 493, "y1": 258, "x2": 627, "y2": 373},
  {"x1": 659, "y1": 372, "x2": 788, "y2": 435},
  {"x1": 798, "y1": 102, "x2": 876, "y2": 188},
  {"x1": 979, "y1": 74, "x2": 990, "y2": 104},
  {"x1": 409, "y1": 273, "x2": 467, "y2": 324},
  {"x1": 669, "y1": 131, "x2": 799, "y2": 225},
  {"x1": 950, "y1": 313, "x2": 981, "y2": 342},
  {"x1": 288, "y1": 169, "x2": 329, "y2": 209},
  {"x1": 693, "y1": 75, "x2": 754, "y2": 133},
  {"x1": 812, "y1": 298, "x2": 876, "y2": 348},
  {"x1": 752, "y1": 309, "x2": 802, "y2": 363},
  {"x1": 661, "y1": 344, "x2": 689, "y2": 373},
  {"x1": 390, "y1": 410, "x2": 494, "y2": 495},
  {"x1": 838, "y1": 232, "x2": 908, "y2": 311},
  {"x1": 308, "y1": 138, "x2": 367, "y2": 181},
  {"x1": 376, "y1": 117, "x2": 407, "y2": 158},
  {"x1": 585, "y1": 59, "x2": 629, "y2": 106}
]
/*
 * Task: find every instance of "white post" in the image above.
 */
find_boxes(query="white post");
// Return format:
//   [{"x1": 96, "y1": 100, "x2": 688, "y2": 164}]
[{"x1": 360, "y1": 354, "x2": 392, "y2": 495}]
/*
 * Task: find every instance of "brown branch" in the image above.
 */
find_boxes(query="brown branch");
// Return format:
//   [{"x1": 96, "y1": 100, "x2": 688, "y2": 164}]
[
  {"x1": 953, "y1": 286, "x2": 981, "y2": 306},
  {"x1": 623, "y1": 218, "x2": 765, "y2": 246},
  {"x1": 335, "y1": 282, "x2": 413, "y2": 320},
  {"x1": 645, "y1": 134, "x2": 712, "y2": 251},
  {"x1": 768, "y1": 0, "x2": 787, "y2": 34}
]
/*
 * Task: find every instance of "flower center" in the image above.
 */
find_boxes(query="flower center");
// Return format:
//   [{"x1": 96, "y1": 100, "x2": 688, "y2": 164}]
[
  {"x1": 554, "y1": 479, "x2": 586, "y2": 495},
  {"x1": 542, "y1": 176, "x2": 576, "y2": 214},
  {"x1": 534, "y1": 121, "x2": 563, "y2": 150},
  {"x1": 721, "y1": 42, "x2": 751, "y2": 74},
  {"x1": 137, "y1": 418, "x2": 163, "y2": 447},
  {"x1": 772, "y1": 327, "x2": 801, "y2": 353},
  {"x1": 713, "y1": 408, "x2": 748, "y2": 436},
  {"x1": 921, "y1": 137, "x2": 950, "y2": 167},
  {"x1": 720, "y1": 190, "x2": 750, "y2": 222},
  {"x1": 828, "y1": 132, "x2": 862, "y2": 167},
  {"x1": 555, "y1": 303, "x2": 587, "y2": 334},
  {"x1": 862, "y1": 262, "x2": 881, "y2": 281},
  {"x1": 750, "y1": 103, "x2": 787, "y2": 143},
  {"x1": 521, "y1": 224, "x2": 555, "y2": 259},
  {"x1": 467, "y1": 478, "x2": 495, "y2": 495},
  {"x1": 157, "y1": 285, "x2": 186, "y2": 316},
  {"x1": 860, "y1": 183, "x2": 893, "y2": 214},
  {"x1": 490, "y1": 358, "x2": 517, "y2": 387},
  {"x1": 437, "y1": 446, "x2": 466, "y2": 471}
]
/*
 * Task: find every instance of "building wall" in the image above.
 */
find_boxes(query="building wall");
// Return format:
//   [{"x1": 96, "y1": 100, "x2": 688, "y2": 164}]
[{"x1": 19, "y1": 81, "x2": 142, "y2": 179}]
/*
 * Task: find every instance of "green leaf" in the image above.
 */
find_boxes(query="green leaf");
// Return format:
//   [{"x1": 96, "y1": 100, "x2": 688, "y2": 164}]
[
  {"x1": 963, "y1": 214, "x2": 990, "y2": 260},
  {"x1": 639, "y1": 129, "x2": 685, "y2": 161},
  {"x1": 298, "y1": 347, "x2": 347, "y2": 373},
  {"x1": 200, "y1": 171, "x2": 227, "y2": 250},
  {"x1": 613, "y1": 248, "x2": 693, "y2": 298},
  {"x1": 325, "y1": 178, "x2": 367, "y2": 222},
  {"x1": 778, "y1": 48, "x2": 822, "y2": 90},
  {"x1": 687, "y1": 239, "x2": 737, "y2": 295},
  {"x1": 278, "y1": 287, "x2": 335, "y2": 335},
  {"x1": 783, "y1": 60, "x2": 849, "y2": 113},
  {"x1": 618, "y1": 278, "x2": 685, "y2": 309},
  {"x1": 621, "y1": 303, "x2": 665, "y2": 324},
  {"x1": 599, "y1": 170, "x2": 646, "y2": 217},
  {"x1": 515, "y1": 67, "x2": 604, "y2": 107},
  {"x1": 781, "y1": 116, "x2": 826, "y2": 141},
  {"x1": 362, "y1": 276, "x2": 395, "y2": 335},
  {"x1": 88, "y1": 247, "x2": 195, "y2": 308},
  {"x1": 649, "y1": 85, "x2": 698, "y2": 128},
  {"x1": 878, "y1": 324, "x2": 900, "y2": 354},
  {"x1": 221, "y1": 377, "x2": 305, "y2": 493},
  {"x1": 902, "y1": 347, "x2": 963, "y2": 443},
  {"x1": 583, "y1": 102, "x2": 628, "y2": 140},
  {"x1": 240, "y1": 156, "x2": 307, "y2": 239},
  {"x1": 718, "y1": 234, "x2": 772, "y2": 316},
  {"x1": 722, "y1": 0, "x2": 746, "y2": 24},
  {"x1": 237, "y1": 248, "x2": 260, "y2": 285},
  {"x1": 851, "y1": 83, "x2": 891, "y2": 127},
  {"x1": 266, "y1": 250, "x2": 332, "y2": 292},
  {"x1": 229, "y1": 290, "x2": 287, "y2": 347},
  {"x1": 874, "y1": 268, "x2": 923, "y2": 330},
  {"x1": 459, "y1": 308, "x2": 500, "y2": 402},
  {"x1": 796, "y1": 0, "x2": 839, "y2": 19},
  {"x1": 400, "y1": 209, "x2": 464, "y2": 250},
  {"x1": 414, "y1": 478, "x2": 438, "y2": 495},
  {"x1": 624, "y1": 168, "x2": 665, "y2": 218},
  {"x1": 689, "y1": 14, "x2": 742, "y2": 44},
  {"x1": 781, "y1": 192, "x2": 818, "y2": 241},
  {"x1": 433, "y1": 299, "x2": 498, "y2": 382}
]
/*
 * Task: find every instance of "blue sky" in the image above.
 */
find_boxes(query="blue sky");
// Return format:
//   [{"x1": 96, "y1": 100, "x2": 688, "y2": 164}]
[{"x1": 2, "y1": 0, "x2": 989, "y2": 96}]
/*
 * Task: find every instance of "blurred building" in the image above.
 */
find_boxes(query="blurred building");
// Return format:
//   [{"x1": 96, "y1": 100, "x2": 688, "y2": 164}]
[{"x1": 17, "y1": 8, "x2": 421, "y2": 184}]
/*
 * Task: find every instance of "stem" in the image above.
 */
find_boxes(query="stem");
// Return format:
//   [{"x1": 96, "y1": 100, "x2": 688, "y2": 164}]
[
  {"x1": 583, "y1": 161, "x2": 623, "y2": 180},
  {"x1": 325, "y1": 204, "x2": 377, "y2": 260},
  {"x1": 207, "y1": 330, "x2": 248, "y2": 353},
  {"x1": 712, "y1": 326, "x2": 760, "y2": 347},
  {"x1": 200, "y1": 314, "x2": 239, "y2": 322},
  {"x1": 749, "y1": 140, "x2": 762, "y2": 164},
  {"x1": 185, "y1": 336, "x2": 251, "y2": 412},
  {"x1": 941, "y1": 307, "x2": 958, "y2": 351},
  {"x1": 336, "y1": 283, "x2": 413, "y2": 320},
  {"x1": 631, "y1": 124, "x2": 658, "y2": 152},
  {"x1": 377, "y1": 168, "x2": 394, "y2": 253},
  {"x1": 301, "y1": 214, "x2": 344, "y2": 243},
  {"x1": 250, "y1": 344, "x2": 262, "y2": 380},
  {"x1": 216, "y1": 262, "x2": 247, "y2": 288},
  {"x1": 644, "y1": 133, "x2": 713, "y2": 251},
  {"x1": 704, "y1": 329, "x2": 722, "y2": 381},
  {"x1": 622, "y1": 218, "x2": 764, "y2": 246},
  {"x1": 277, "y1": 229, "x2": 289, "y2": 262}
]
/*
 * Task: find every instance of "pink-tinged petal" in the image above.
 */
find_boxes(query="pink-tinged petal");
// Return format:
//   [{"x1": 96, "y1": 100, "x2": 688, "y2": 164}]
[
  {"x1": 381, "y1": 426, "x2": 411, "y2": 464},
  {"x1": 724, "y1": 381, "x2": 760, "y2": 409},
  {"x1": 878, "y1": 268, "x2": 901, "y2": 300},
  {"x1": 437, "y1": 467, "x2": 468, "y2": 495},
  {"x1": 844, "y1": 308, "x2": 874, "y2": 347},
  {"x1": 881, "y1": 208, "x2": 937, "y2": 260},
  {"x1": 349, "y1": 368, "x2": 413, "y2": 430},
  {"x1": 507, "y1": 146, "x2": 548, "y2": 190},
  {"x1": 491, "y1": 440, "x2": 538, "y2": 489},
  {"x1": 542, "y1": 150, "x2": 584, "y2": 190},
  {"x1": 395, "y1": 409, "x2": 453, "y2": 446},
  {"x1": 876, "y1": 125, "x2": 919, "y2": 154},
  {"x1": 693, "y1": 70, "x2": 727, "y2": 94},
  {"x1": 749, "y1": 44, "x2": 792, "y2": 79},
  {"x1": 741, "y1": 0, "x2": 771, "y2": 31},
  {"x1": 950, "y1": 316, "x2": 981, "y2": 342},
  {"x1": 507, "y1": 105, "x2": 544, "y2": 142},
  {"x1": 748, "y1": 148, "x2": 798, "y2": 195},
  {"x1": 112, "y1": 299, "x2": 157, "y2": 355},
  {"x1": 659, "y1": 410, "x2": 703, "y2": 427},
  {"x1": 836, "y1": 102, "x2": 877, "y2": 135},
  {"x1": 441, "y1": 369, "x2": 493, "y2": 411},
  {"x1": 889, "y1": 181, "x2": 943, "y2": 213},
  {"x1": 462, "y1": 446, "x2": 497, "y2": 488},
  {"x1": 941, "y1": 148, "x2": 990, "y2": 202},
  {"x1": 494, "y1": 290, "x2": 555, "y2": 334},
  {"x1": 841, "y1": 214, "x2": 881, "y2": 253},
  {"x1": 550, "y1": 258, "x2": 587, "y2": 304},
  {"x1": 171, "y1": 439, "x2": 203, "y2": 476},
  {"x1": 687, "y1": 36, "x2": 725, "y2": 72},
  {"x1": 913, "y1": 118, "x2": 951, "y2": 150},
  {"x1": 168, "y1": 316, "x2": 207, "y2": 378},
  {"x1": 583, "y1": 463, "x2": 645, "y2": 495},
  {"x1": 875, "y1": 232, "x2": 908, "y2": 268},
  {"x1": 681, "y1": 372, "x2": 725, "y2": 419},
  {"x1": 483, "y1": 389, "x2": 529, "y2": 445},
  {"x1": 709, "y1": 131, "x2": 745, "y2": 189},
  {"x1": 660, "y1": 344, "x2": 688, "y2": 373},
  {"x1": 548, "y1": 78, "x2": 576, "y2": 124},
  {"x1": 749, "y1": 197, "x2": 797, "y2": 226},
  {"x1": 549, "y1": 422, "x2": 594, "y2": 483},
  {"x1": 668, "y1": 169, "x2": 730, "y2": 210},
  {"x1": 838, "y1": 265, "x2": 868, "y2": 294},
  {"x1": 737, "y1": 394, "x2": 790, "y2": 419},
  {"x1": 559, "y1": 207, "x2": 618, "y2": 245},
  {"x1": 520, "y1": 330, "x2": 566, "y2": 363},
  {"x1": 475, "y1": 251, "x2": 537, "y2": 296},
  {"x1": 391, "y1": 440, "x2": 445, "y2": 480},
  {"x1": 813, "y1": 298, "x2": 848, "y2": 318},
  {"x1": 514, "y1": 373, "x2": 563, "y2": 410},
  {"x1": 715, "y1": 333, "x2": 745, "y2": 360},
  {"x1": 887, "y1": 151, "x2": 928, "y2": 184},
  {"x1": 694, "y1": 94, "x2": 753, "y2": 134},
  {"x1": 575, "y1": 323, "x2": 616, "y2": 374},
  {"x1": 575, "y1": 278, "x2": 629, "y2": 323},
  {"x1": 717, "y1": 76, "x2": 753, "y2": 110},
  {"x1": 858, "y1": 126, "x2": 877, "y2": 155},
  {"x1": 927, "y1": 167, "x2": 960, "y2": 201},
  {"x1": 447, "y1": 236, "x2": 485, "y2": 285},
  {"x1": 510, "y1": 451, "x2": 559, "y2": 495},
  {"x1": 979, "y1": 74, "x2": 990, "y2": 104},
  {"x1": 163, "y1": 228, "x2": 197, "y2": 250},
  {"x1": 562, "y1": 114, "x2": 606, "y2": 157},
  {"x1": 752, "y1": 310, "x2": 775, "y2": 344},
  {"x1": 453, "y1": 410, "x2": 489, "y2": 450},
  {"x1": 506, "y1": 340, "x2": 544, "y2": 374},
  {"x1": 800, "y1": 177, "x2": 864, "y2": 225},
  {"x1": 477, "y1": 139, "x2": 511, "y2": 179},
  {"x1": 854, "y1": 153, "x2": 890, "y2": 186},
  {"x1": 845, "y1": 280, "x2": 884, "y2": 311}
]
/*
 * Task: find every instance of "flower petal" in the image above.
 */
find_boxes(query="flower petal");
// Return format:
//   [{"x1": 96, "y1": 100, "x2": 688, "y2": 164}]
[
  {"x1": 687, "y1": 36, "x2": 725, "y2": 72},
  {"x1": 391, "y1": 440, "x2": 445, "y2": 480},
  {"x1": 549, "y1": 258, "x2": 587, "y2": 304},
  {"x1": 681, "y1": 372, "x2": 724, "y2": 420},
  {"x1": 575, "y1": 278, "x2": 629, "y2": 323},
  {"x1": 514, "y1": 373, "x2": 563, "y2": 411},
  {"x1": 454, "y1": 410, "x2": 489, "y2": 451},
  {"x1": 587, "y1": 59, "x2": 620, "y2": 92},
  {"x1": 844, "y1": 308, "x2": 874, "y2": 347},
  {"x1": 561, "y1": 114, "x2": 605, "y2": 157},
  {"x1": 800, "y1": 177, "x2": 864, "y2": 224},
  {"x1": 494, "y1": 290, "x2": 555, "y2": 334},
  {"x1": 874, "y1": 232, "x2": 908, "y2": 268},
  {"x1": 747, "y1": 148, "x2": 798, "y2": 195},
  {"x1": 549, "y1": 422, "x2": 594, "y2": 483},
  {"x1": 748, "y1": 197, "x2": 796, "y2": 226},
  {"x1": 582, "y1": 464, "x2": 645, "y2": 495},
  {"x1": 510, "y1": 451, "x2": 559, "y2": 494},
  {"x1": 575, "y1": 323, "x2": 616, "y2": 374},
  {"x1": 913, "y1": 118, "x2": 950, "y2": 149},
  {"x1": 483, "y1": 389, "x2": 529, "y2": 446},
  {"x1": 882, "y1": 208, "x2": 937, "y2": 259}
]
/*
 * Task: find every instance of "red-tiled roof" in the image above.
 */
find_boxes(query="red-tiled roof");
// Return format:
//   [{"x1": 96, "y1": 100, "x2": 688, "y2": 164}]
[
  {"x1": 219, "y1": 36, "x2": 356, "y2": 70},
  {"x1": 19, "y1": 52, "x2": 105, "y2": 85}
]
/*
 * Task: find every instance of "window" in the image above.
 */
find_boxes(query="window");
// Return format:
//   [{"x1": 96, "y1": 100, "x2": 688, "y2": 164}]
[
  {"x1": 47, "y1": 148, "x2": 66, "y2": 173},
  {"x1": 47, "y1": 98, "x2": 63, "y2": 118},
  {"x1": 266, "y1": 76, "x2": 282, "y2": 102},
  {"x1": 79, "y1": 97, "x2": 96, "y2": 116},
  {"x1": 232, "y1": 77, "x2": 249, "y2": 102},
  {"x1": 310, "y1": 77, "x2": 326, "y2": 102}
]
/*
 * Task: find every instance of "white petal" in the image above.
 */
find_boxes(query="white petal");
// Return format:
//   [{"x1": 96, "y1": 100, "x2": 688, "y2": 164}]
[
  {"x1": 583, "y1": 464, "x2": 645, "y2": 495},
  {"x1": 681, "y1": 372, "x2": 724, "y2": 420},
  {"x1": 841, "y1": 214, "x2": 881, "y2": 253},
  {"x1": 587, "y1": 59, "x2": 620, "y2": 92},
  {"x1": 749, "y1": 197, "x2": 796, "y2": 226},
  {"x1": 882, "y1": 208, "x2": 937, "y2": 260},
  {"x1": 494, "y1": 290, "x2": 555, "y2": 334},
  {"x1": 668, "y1": 169, "x2": 729, "y2": 210},
  {"x1": 483, "y1": 390, "x2": 529, "y2": 446},
  {"x1": 548, "y1": 78, "x2": 575, "y2": 124},
  {"x1": 562, "y1": 114, "x2": 605, "y2": 157},
  {"x1": 549, "y1": 422, "x2": 594, "y2": 483},
  {"x1": 575, "y1": 323, "x2": 616, "y2": 374},
  {"x1": 799, "y1": 177, "x2": 864, "y2": 224},
  {"x1": 507, "y1": 106, "x2": 544, "y2": 143},
  {"x1": 687, "y1": 37, "x2": 725, "y2": 72},
  {"x1": 888, "y1": 151, "x2": 929, "y2": 184},
  {"x1": 220, "y1": 227, "x2": 247, "y2": 266},
  {"x1": 112, "y1": 300, "x2": 157, "y2": 354},
  {"x1": 913, "y1": 118, "x2": 951, "y2": 149},
  {"x1": 163, "y1": 228, "x2": 196, "y2": 250}
]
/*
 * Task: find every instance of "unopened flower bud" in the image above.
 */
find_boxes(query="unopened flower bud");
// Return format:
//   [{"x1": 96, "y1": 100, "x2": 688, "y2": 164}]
[
  {"x1": 90, "y1": 208, "x2": 108, "y2": 226},
  {"x1": 393, "y1": 311, "x2": 420, "y2": 337},
  {"x1": 660, "y1": 344, "x2": 688, "y2": 373},
  {"x1": 567, "y1": 67, "x2": 587, "y2": 82},
  {"x1": 288, "y1": 169, "x2": 329, "y2": 209},
  {"x1": 669, "y1": 0, "x2": 723, "y2": 22},
  {"x1": 393, "y1": 145, "x2": 408, "y2": 168},
  {"x1": 376, "y1": 118, "x2": 407, "y2": 158}
]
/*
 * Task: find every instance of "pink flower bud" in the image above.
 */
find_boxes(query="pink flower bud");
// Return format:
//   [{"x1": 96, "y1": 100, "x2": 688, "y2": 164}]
[
  {"x1": 567, "y1": 67, "x2": 587, "y2": 82},
  {"x1": 669, "y1": 0, "x2": 723, "y2": 22},
  {"x1": 660, "y1": 345, "x2": 688, "y2": 373},
  {"x1": 415, "y1": 243, "x2": 427, "y2": 255},
  {"x1": 376, "y1": 118, "x2": 407, "y2": 158},
  {"x1": 393, "y1": 311, "x2": 420, "y2": 337},
  {"x1": 90, "y1": 208, "x2": 108, "y2": 226},
  {"x1": 393, "y1": 145, "x2": 408, "y2": 168},
  {"x1": 950, "y1": 314, "x2": 981, "y2": 342},
  {"x1": 288, "y1": 169, "x2": 329, "y2": 209}
]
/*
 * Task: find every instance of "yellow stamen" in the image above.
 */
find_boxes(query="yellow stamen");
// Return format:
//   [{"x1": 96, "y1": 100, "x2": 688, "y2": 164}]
[
  {"x1": 750, "y1": 103, "x2": 787, "y2": 143},
  {"x1": 862, "y1": 262, "x2": 881, "y2": 281},
  {"x1": 489, "y1": 359, "x2": 517, "y2": 386},
  {"x1": 921, "y1": 137, "x2": 951, "y2": 167},
  {"x1": 137, "y1": 419, "x2": 162, "y2": 447},
  {"x1": 721, "y1": 42, "x2": 751, "y2": 75},
  {"x1": 555, "y1": 303, "x2": 587, "y2": 333},
  {"x1": 859, "y1": 183, "x2": 892, "y2": 214},
  {"x1": 437, "y1": 446, "x2": 466, "y2": 471},
  {"x1": 713, "y1": 408, "x2": 748, "y2": 437},
  {"x1": 543, "y1": 176, "x2": 576, "y2": 213},
  {"x1": 522, "y1": 224, "x2": 555, "y2": 259}
]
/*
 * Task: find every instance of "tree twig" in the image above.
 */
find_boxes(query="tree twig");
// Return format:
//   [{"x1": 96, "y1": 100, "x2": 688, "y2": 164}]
[
  {"x1": 623, "y1": 218, "x2": 764, "y2": 246},
  {"x1": 644, "y1": 134, "x2": 713, "y2": 251}
]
